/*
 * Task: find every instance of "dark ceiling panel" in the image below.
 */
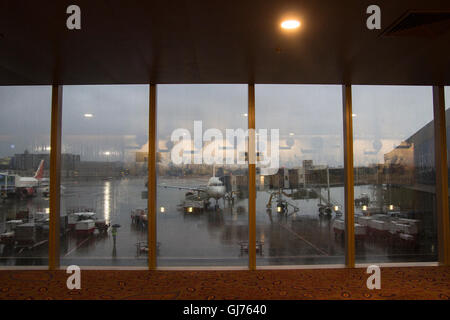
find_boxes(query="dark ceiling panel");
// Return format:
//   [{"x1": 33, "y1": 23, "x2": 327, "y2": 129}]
[
  {"x1": 383, "y1": 11, "x2": 450, "y2": 37},
  {"x1": 0, "y1": 0, "x2": 450, "y2": 85}
]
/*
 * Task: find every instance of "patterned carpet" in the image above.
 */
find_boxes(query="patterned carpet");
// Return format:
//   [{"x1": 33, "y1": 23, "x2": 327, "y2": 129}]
[{"x1": 0, "y1": 266, "x2": 449, "y2": 300}]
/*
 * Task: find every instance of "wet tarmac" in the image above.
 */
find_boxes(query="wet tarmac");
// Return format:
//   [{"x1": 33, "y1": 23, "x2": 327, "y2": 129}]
[{"x1": 0, "y1": 177, "x2": 437, "y2": 267}]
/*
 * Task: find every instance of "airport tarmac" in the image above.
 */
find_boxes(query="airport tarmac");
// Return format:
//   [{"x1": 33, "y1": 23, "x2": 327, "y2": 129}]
[{"x1": 0, "y1": 177, "x2": 437, "y2": 267}]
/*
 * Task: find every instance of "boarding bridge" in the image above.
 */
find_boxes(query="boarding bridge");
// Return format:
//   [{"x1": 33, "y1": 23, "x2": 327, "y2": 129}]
[{"x1": 0, "y1": 174, "x2": 17, "y2": 198}]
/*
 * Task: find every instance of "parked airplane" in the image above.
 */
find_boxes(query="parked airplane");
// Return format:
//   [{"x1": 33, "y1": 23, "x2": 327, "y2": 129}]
[
  {"x1": 0, "y1": 160, "x2": 45, "y2": 198},
  {"x1": 160, "y1": 172, "x2": 226, "y2": 209}
]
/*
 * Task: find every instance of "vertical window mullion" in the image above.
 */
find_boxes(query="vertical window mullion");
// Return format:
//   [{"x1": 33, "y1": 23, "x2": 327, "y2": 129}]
[
  {"x1": 433, "y1": 86, "x2": 450, "y2": 266},
  {"x1": 49, "y1": 85, "x2": 62, "y2": 270},
  {"x1": 342, "y1": 84, "x2": 355, "y2": 268},
  {"x1": 248, "y1": 84, "x2": 256, "y2": 270},
  {"x1": 148, "y1": 84, "x2": 157, "y2": 270}
]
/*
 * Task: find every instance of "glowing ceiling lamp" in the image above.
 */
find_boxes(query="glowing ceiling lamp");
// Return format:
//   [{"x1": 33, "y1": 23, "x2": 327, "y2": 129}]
[{"x1": 281, "y1": 19, "x2": 301, "y2": 30}]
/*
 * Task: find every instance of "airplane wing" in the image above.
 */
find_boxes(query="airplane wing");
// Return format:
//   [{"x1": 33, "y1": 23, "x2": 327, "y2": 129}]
[{"x1": 158, "y1": 184, "x2": 207, "y2": 192}]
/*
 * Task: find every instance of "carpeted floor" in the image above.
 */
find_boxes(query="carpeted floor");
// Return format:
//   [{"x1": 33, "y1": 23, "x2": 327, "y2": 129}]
[{"x1": 0, "y1": 266, "x2": 449, "y2": 300}]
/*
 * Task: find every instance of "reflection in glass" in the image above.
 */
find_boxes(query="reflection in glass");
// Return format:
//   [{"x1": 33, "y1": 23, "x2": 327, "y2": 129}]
[
  {"x1": 60, "y1": 85, "x2": 148, "y2": 266},
  {"x1": 157, "y1": 85, "x2": 248, "y2": 267},
  {"x1": 256, "y1": 85, "x2": 345, "y2": 266},
  {"x1": 0, "y1": 86, "x2": 51, "y2": 266},
  {"x1": 353, "y1": 86, "x2": 437, "y2": 263}
]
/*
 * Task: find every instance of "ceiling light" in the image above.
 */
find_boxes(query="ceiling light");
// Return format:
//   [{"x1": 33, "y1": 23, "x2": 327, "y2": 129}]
[
  {"x1": 84, "y1": 113, "x2": 93, "y2": 118},
  {"x1": 281, "y1": 20, "x2": 300, "y2": 30}
]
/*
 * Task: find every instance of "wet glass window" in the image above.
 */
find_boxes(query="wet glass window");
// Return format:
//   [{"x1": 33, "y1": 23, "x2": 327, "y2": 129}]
[
  {"x1": 255, "y1": 85, "x2": 345, "y2": 266},
  {"x1": 60, "y1": 85, "x2": 148, "y2": 266},
  {"x1": 0, "y1": 86, "x2": 51, "y2": 266},
  {"x1": 157, "y1": 85, "x2": 248, "y2": 267},
  {"x1": 353, "y1": 86, "x2": 437, "y2": 263}
]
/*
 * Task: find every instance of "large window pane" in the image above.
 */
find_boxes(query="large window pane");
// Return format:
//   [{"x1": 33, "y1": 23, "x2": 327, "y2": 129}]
[
  {"x1": 255, "y1": 85, "x2": 345, "y2": 266},
  {"x1": 353, "y1": 86, "x2": 437, "y2": 263},
  {"x1": 60, "y1": 85, "x2": 148, "y2": 266},
  {"x1": 0, "y1": 86, "x2": 51, "y2": 266},
  {"x1": 157, "y1": 85, "x2": 248, "y2": 267}
]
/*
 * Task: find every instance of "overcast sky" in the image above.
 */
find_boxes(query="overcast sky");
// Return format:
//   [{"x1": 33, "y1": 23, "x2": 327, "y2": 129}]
[{"x1": 0, "y1": 85, "x2": 446, "y2": 166}]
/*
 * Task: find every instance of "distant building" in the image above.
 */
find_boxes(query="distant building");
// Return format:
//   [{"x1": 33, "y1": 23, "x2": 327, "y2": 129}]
[
  {"x1": 10, "y1": 151, "x2": 48, "y2": 172},
  {"x1": 74, "y1": 161, "x2": 124, "y2": 178},
  {"x1": 382, "y1": 109, "x2": 450, "y2": 186},
  {"x1": 0, "y1": 157, "x2": 10, "y2": 170},
  {"x1": 303, "y1": 160, "x2": 313, "y2": 169},
  {"x1": 10, "y1": 151, "x2": 80, "y2": 175},
  {"x1": 384, "y1": 141, "x2": 415, "y2": 185},
  {"x1": 404, "y1": 115, "x2": 436, "y2": 186}
]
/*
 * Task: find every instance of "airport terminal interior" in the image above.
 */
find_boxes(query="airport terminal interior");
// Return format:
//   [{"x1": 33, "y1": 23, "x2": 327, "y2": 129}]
[{"x1": 1, "y1": 0, "x2": 450, "y2": 299}]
